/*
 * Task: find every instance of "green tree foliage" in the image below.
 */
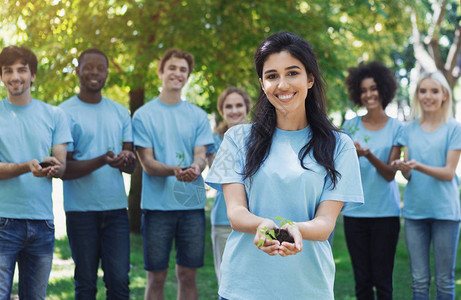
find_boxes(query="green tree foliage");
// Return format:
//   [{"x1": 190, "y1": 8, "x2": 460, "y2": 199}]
[
  {"x1": 0, "y1": 0, "x2": 414, "y2": 231},
  {"x1": 1, "y1": 0, "x2": 413, "y2": 112}
]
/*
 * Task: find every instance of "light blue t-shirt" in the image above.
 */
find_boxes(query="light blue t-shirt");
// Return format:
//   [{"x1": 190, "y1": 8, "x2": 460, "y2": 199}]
[
  {"x1": 397, "y1": 118, "x2": 461, "y2": 221},
  {"x1": 59, "y1": 96, "x2": 132, "y2": 212},
  {"x1": 206, "y1": 124, "x2": 364, "y2": 300},
  {"x1": 342, "y1": 116, "x2": 401, "y2": 217},
  {"x1": 0, "y1": 98, "x2": 72, "y2": 219},
  {"x1": 132, "y1": 98, "x2": 214, "y2": 211},
  {"x1": 207, "y1": 133, "x2": 230, "y2": 226}
]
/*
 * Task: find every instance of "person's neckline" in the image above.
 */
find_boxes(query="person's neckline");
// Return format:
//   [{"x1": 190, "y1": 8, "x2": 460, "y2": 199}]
[
  {"x1": 156, "y1": 97, "x2": 184, "y2": 106},
  {"x1": 360, "y1": 115, "x2": 390, "y2": 132},
  {"x1": 275, "y1": 125, "x2": 310, "y2": 133},
  {"x1": 5, "y1": 97, "x2": 35, "y2": 108},
  {"x1": 76, "y1": 94, "x2": 103, "y2": 105},
  {"x1": 419, "y1": 119, "x2": 445, "y2": 133}
]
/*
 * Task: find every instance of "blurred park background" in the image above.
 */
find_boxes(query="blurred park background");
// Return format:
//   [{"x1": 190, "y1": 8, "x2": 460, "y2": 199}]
[{"x1": 2, "y1": 0, "x2": 461, "y2": 298}]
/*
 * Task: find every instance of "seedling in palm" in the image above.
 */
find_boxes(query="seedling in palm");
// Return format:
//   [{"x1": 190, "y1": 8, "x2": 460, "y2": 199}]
[{"x1": 257, "y1": 217, "x2": 295, "y2": 247}]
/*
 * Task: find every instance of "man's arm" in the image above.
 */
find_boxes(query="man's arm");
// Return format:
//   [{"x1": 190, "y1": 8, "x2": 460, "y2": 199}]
[
  {"x1": 192, "y1": 145, "x2": 207, "y2": 172},
  {"x1": 0, "y1": 143, "x2": 68, "y2": 180},
  {"x1": 63, "y1": 142, "x2": 137, "y2": 180},
  {"x1": 0, "y1": 160, "x2": 36, "y2": 179},
  {"x1": 62, "y1": 151, "x2": 108, "y2": 180},
  {"x1": 42, "y1": 143, "x2": 68, "y2": 178},
  {"x1": 206, "y1": 152, "x2": 216, "y2": 168},
  {"x1": 174, "y1": 145, "x2": 207, "y2": 182},
  {"x1": 136, "y1": 146, "x2": 180, "y2": 176}
]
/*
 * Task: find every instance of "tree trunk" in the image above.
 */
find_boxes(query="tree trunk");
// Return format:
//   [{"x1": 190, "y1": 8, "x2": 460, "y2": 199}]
[{"x1": 128, "y1": 88, "x2": 145, "y2": 233}]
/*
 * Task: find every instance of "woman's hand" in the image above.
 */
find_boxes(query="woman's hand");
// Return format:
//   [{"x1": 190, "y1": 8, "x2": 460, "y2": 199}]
[
  {"x1": 253, "y1": 219, "x2": 280, "y2": 256},
  {"x1": 278, "y1": 223, "x2": 302, "y2": 257},
  {"x1": 405, "y1": 159, "x2": 420, "y2": 170},
  {"x1": 354, "y1": 141, "x2": 370, "y2": 157},
  {"x1": 391, "y1": 159, "x2": 414, "y2": 172},
  {"x1": 390, "y1": 158, "x2": 413, "y2": 180}
]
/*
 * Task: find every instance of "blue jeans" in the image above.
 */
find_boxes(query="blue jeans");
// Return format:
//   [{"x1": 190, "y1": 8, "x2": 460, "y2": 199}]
[
  {"x1": 66, "y1": 209, "x2": 130, "y2": 300},
  {"x1": 405, "y1": 218, "x2": 460, "y2": 300},
  {"x1": 0, "y1": 218, "x2": 55, "y2": 300}
]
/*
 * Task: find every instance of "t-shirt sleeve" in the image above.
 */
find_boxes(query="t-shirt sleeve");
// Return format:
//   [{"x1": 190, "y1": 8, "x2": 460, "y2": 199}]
[
  {"x1": 121, "y1": 107, "x2": 133, "y2": 143},
  {"x1": 392, "y1": 119, "x2": 403, "y2": 146},
  {"x1": 320, "y1": 134, "x2": 364, "y2": 208},
  {"x1": 194, "y1": 110, "x2": 214, "y2": 148},
  {"x1": 206, "y1": 134, "x2": 222, "y2": 154},
  {"x1": 65, "y1": 113, "x2": 76, "y2": 153},
  {"x1": 132, "y1": 111, "x2": 153, "y2": 148},
  {"x1": 52, "y1": 107, "x2": 73, "y2": 147},
  {"x1": 205, "y1": 129, "x2": 245, "y2": 192},
  {"x1": 448, "y1": 120, "x2": 461, "y2": 150},
  {"x1": 396, "y1": 122, "x2": 409, "y2": 146}
]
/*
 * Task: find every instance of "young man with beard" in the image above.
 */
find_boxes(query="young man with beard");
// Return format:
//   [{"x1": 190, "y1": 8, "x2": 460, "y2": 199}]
[
  {"x1": 0, "y1": 46, "x2": 72, "y2": 299},
  {"x1": 132, "y1": 48, "x2": 214, "y2": 300},
  {"x1": 59, "y1": 48, "x2": 136, "y2": 299}
]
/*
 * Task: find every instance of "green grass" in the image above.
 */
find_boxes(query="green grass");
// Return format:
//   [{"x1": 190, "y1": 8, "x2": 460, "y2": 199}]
[
  {"x1": 11, "y1": 198, "x2": 461, "y2": 299},
  {"x1": 11, "y1": 200, "x2": 219, "y2": 300}
]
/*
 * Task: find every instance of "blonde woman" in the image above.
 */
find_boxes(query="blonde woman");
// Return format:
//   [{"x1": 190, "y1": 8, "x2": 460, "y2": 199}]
[{"x1": 392, "y1": 71, "x2": 461, "y2": 300}]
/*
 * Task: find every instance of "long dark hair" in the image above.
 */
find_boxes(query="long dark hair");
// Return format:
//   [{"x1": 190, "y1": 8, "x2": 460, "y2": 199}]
[{"x1": 244, "y1": 32, "x2": 340, "y2": 188}]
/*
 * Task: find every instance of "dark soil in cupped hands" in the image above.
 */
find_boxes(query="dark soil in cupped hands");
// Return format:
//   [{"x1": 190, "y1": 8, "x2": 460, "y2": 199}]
[{"x1": 267, "y1": 228, "x2": 295, "y2": 244}]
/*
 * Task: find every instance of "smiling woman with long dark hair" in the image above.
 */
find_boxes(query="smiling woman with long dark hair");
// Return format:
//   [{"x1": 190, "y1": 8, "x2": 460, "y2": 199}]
[{"x1": 206, "y1": 32, "x2": 364, "y2": 299}]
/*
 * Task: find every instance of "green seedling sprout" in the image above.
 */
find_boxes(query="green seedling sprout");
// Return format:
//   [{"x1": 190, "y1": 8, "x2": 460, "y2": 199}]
[
  {"x1": 41, "y1": 146, "x2": 53, "y2": 162},
  {"x1": 176, "y1": 152, "x2": 185, "y2": 167},
  {"x1": 257, "y1": 217, "x2": 294, "y2": 247},
  {"x1": 257, "y1": 227, "x2": 275, "y2": 247},
  {"x1": 275, "y1": 216, "x2": 294, "y2": 227}
]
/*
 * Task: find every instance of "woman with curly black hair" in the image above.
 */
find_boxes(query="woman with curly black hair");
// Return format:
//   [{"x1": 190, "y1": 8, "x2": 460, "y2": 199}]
[
  {"x1": 342, "y1": 61, "x2": 402, "y2": 300},
  {"x1": 206, "y1": 32, "x2": 363, "y2": 299}
]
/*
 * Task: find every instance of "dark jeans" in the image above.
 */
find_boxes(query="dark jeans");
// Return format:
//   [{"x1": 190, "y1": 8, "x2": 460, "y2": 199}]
[
  {"x1": 0, "y1": 218, "x2": 54, "y2": 300},
  {"x1": 66, "y1": 209, "x2": 130, "y2": 300},
  {"x1": 344, "y1": 216, "x2": 400, "y2": 300}
]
